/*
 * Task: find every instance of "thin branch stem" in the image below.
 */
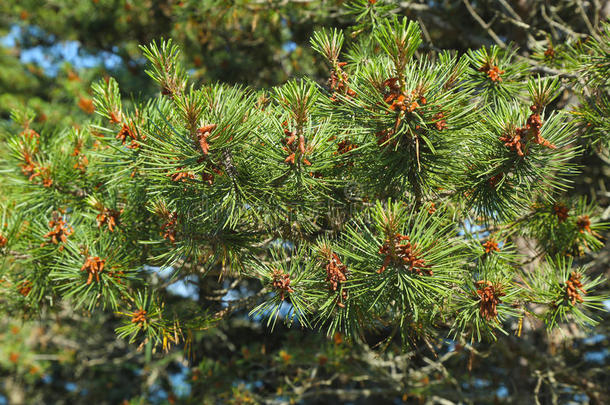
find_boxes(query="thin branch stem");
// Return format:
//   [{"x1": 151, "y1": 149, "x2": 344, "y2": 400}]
[{"x1": 462, "y1": 0, "x2": 506, "y2": 48}]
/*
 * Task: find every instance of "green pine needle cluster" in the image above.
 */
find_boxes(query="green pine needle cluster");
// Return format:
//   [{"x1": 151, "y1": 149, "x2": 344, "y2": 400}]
[{"x1": 1, "y1": 15, "x2": 609, "y2": 351}]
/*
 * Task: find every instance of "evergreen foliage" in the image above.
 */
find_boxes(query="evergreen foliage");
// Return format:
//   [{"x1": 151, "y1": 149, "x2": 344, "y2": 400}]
[
  {"x1": 3, "y1": 13, "x2": 608, "y2": 344},
  {"x1": 1, "y1": 0, "x2": 609, "y2": 403}
]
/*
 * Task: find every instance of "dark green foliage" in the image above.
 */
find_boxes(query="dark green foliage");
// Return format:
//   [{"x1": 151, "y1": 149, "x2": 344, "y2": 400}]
[{"x1": 1, "y1": 1, "x2": 609, "y2": 404}]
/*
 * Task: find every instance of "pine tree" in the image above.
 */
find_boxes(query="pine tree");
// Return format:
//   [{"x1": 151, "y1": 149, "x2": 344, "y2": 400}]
[{"x1": 1, "y1": 1, "x2": 609, "y2": 403}]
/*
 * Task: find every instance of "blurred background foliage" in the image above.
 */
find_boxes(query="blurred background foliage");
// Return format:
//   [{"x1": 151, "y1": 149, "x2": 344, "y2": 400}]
[{"x1": 0, "y1": 1, "x2": 608, "y2": 404}]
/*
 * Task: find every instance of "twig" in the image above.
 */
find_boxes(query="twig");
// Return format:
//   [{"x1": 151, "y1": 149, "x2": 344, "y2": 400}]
[
  {"x1": 541, "y1": 5, "x2": 585, "y2": 39},
  {"x1": 549, "y1": 3, "x2": 588, "y2": 38},
  {"x1": 496, "y1": 0, "x2": 541, "y2": 45},
  {"x1": 7, "y1": 250, "x2": 31, "y2": 260},
  {"x1": 462, "y1": 0, "x2": 506, "y2": 48},
  {"x1": 417, "y1": 16, "x2": 434, "y2": 48},
  {"x1": 575, "y1": 0, "x2": 600, "y2": 40},
  {"x1": 534, "y1": 370, "x2": 543, "y2": 405},
  {"x1": 210, "y1": 287, "x2": 269, "y2": 319}
]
